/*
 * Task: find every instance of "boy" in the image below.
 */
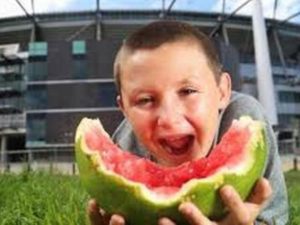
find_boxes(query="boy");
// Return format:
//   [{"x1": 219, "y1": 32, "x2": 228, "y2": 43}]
[{"x1": 87, "y1": 21, "x2": 288, "y2": 225}]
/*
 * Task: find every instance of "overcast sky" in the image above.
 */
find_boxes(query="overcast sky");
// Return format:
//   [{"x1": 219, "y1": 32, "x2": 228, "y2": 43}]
[{"x1": 0, "y1": 0, "x2": 299, "y2": 24}]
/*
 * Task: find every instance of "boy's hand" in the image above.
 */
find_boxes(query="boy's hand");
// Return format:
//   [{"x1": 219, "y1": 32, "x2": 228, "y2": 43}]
[
  {"x1": 87, "y1": 199, "x2": 125, "y2": 225},
  {"x1": 159, "y1": 178, "x2": 272, "y2": 225},
  {"x1": 87, "y1": 178, "x2": 271, "y2": 225}
]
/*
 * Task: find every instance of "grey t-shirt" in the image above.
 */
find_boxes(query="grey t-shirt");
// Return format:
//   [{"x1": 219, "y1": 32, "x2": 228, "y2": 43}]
[{"x1": 112, "y1": 91, "x2": 289, "y2": 225}]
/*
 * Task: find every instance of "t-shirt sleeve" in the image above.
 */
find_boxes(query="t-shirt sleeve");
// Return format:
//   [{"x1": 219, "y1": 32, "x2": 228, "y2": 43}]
[
  {"x1": 220, "y1": 93, "x2": 289, "y2": 225},
  {"x1": 112, "y1": 118, "x2": 148, "y2": 157}
]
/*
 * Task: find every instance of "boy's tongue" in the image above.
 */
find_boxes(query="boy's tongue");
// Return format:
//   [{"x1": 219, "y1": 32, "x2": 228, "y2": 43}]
[{"x1": 160, "y1": 135, "x2": 193, "y2": 155}]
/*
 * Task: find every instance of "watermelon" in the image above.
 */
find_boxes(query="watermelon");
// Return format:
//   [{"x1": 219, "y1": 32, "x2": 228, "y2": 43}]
[{"x1": 75, "y1": 116, "x2": 266, "y2": 225}]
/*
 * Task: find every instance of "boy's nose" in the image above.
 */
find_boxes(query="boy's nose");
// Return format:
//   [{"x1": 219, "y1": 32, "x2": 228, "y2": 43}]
[{"x1": 156, "y1": 101, "x2": 184, "y2": 129}]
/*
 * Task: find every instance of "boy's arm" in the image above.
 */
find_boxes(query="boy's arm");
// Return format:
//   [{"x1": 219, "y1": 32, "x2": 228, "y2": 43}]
[{"x1": 219, "y1": 92, "x2": 289, "y2": 225}]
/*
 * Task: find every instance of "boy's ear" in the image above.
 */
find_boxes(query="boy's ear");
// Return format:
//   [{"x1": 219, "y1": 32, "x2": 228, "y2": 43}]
[
  {"x1": 218, "y1": 72, "x2": 232, "y2": 110},
  {"x1": 117, "y1": 95, "x2": 130, "y2": 118},
  {"x1": 117, "y1": 95, "x2": 124, "y2": 112}
]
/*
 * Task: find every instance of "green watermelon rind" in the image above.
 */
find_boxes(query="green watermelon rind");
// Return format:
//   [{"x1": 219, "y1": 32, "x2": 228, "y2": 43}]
[{"x1": 75, "y1": 117, "x2": 267, "y2": 225}]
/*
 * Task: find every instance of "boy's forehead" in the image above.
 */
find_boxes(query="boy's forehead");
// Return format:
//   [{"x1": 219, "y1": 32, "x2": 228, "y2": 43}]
[
  {"x1": 116, "y1": 39, "x2": 218, "y2": 91},
  {"x1": 123, "y1": 39, "x2": 204, "y2": 63},
  {"x1": 120, "y1": 43, "x2": 215, "y2": 84}
]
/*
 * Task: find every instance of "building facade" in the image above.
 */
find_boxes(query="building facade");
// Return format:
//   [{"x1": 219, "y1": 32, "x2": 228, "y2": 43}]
[
  {"x1": 0, "y1": 44, "x2": 26, "y2": 163},
  {"x1": 26, "y1": 40, "x2": 122, "y2": 148},
  {"x1": 0, "y1": 10, "x2": 299, "y2": 159}
]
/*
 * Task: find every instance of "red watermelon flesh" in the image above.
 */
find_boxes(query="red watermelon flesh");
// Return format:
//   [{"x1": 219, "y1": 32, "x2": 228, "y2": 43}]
[{"x1": 84, "y1": 120, "x2": 250, "y2": 196}]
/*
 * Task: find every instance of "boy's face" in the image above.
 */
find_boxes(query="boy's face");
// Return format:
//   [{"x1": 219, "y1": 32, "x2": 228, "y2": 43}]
[{"x1": 118, "y1": 41, "x2": 231, "y2": 166}]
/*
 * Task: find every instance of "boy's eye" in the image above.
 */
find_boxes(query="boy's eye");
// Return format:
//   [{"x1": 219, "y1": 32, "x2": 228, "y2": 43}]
[
  {"x1": 179, "y1": 88, "x2": 198, "y2": 96},
  {"x1": 135, "y1": 96, "x2": 154, "y2": 106}
]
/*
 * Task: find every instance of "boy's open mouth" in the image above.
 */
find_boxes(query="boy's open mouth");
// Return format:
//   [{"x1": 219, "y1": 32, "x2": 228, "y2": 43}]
[{"x1": 159, "y1": 135, "x2": 194, "y2": 155}]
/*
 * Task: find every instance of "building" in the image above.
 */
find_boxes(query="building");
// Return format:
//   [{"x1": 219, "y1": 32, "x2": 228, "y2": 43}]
[
  {"x1": 0, "y1": 10, "x2": 299, "y2": 160},
  {"x1": 0, "y1": 44, "x2": 26, "y2": 163}
]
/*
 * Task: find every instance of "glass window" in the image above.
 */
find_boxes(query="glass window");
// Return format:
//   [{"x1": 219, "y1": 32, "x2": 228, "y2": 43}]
[
  {"x1": 72, "y1": 40, "x2": 86, "y2": 55},
  {"x1": 278, "y1": 91, "x2": 300, "y2": 103},
  {"x1": 240, "y1": 53, "x2": 255, "y2": 64},
  {"x1": 26, "y1": 86, "x2": 47, "y2": 110},
  {"x1": 278, "y1": 114, "x2": 293, "y2": 125},
  {"x1": 26, "y1": 58, "x2": 47, "y2": 81},
  {"x1": 73, "y1": 55, "x2": 87, "y2": 79},
  {"x1": 296, "y1": 94, "x2": 300, "y2": 103},
  {"x1": 0, "y1": 96, "x2": 24, "y2": 113},
  {"x1": 98, "y1": 82, "x2": 117, "y2": 107},
  {"x1": 29, "y1": 42, "x2": 48, "y2": 56},
  {"x1": 26, "y1": 114, "x2": 46, "y2": 145}
]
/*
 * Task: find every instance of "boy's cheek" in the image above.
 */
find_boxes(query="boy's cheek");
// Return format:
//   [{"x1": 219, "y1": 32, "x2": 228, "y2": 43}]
[{"x1": 131, "y1": 122, "x2": 153, "y2": 141}]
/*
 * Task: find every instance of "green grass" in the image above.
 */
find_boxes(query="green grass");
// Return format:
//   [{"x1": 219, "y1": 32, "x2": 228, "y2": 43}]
[
  {"x1": 0, "y1": 170, "x2": 299, "y2": 225},
  {"x1": 285, "y1": 170, "x2": 300, "y2": 225},
  {"x1": 0, "y1": 171, "x2": 89, "y2": 225}
]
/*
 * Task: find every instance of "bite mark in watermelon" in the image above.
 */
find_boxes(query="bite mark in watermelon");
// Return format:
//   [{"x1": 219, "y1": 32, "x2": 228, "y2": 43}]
[{"x1": 75, "y1": 116, "x2": 267, "y2": 225}]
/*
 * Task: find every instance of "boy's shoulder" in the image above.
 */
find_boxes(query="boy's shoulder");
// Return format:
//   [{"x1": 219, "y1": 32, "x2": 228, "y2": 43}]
[
  {"x1": 230, "y1": 91, "x2": 261, "y2": 106},
  {"x1": 225, "y1": 91, "x2": 266, "y2": 121},
  {"x1": 217, "y1": 91, "x2": 268, "y2": 142}
]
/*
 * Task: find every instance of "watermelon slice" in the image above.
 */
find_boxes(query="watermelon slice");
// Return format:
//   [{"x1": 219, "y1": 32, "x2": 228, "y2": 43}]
[{"x1": 75, "y1": 116, "x2": 266, "y2": 225}]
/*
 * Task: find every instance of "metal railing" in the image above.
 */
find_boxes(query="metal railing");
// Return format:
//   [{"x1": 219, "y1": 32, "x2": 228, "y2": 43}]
[
  {"x1": 278, "y1": 139, "x2": 298, "y2": 155},
  {"x1": 0, "y1": 147, "x2": 77, "y2": 174}
]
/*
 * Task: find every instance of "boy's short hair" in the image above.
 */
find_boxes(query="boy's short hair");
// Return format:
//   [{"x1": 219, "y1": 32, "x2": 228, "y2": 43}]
[{"x1": 113, "y1": 20, "x2": 222, "y2": 93}]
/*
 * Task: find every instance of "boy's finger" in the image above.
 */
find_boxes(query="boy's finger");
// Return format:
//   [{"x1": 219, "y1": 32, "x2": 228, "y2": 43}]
[
  {"x1": 87, "y1": 199, "x2": 103, "y2": 225},
  {"x1": 158, "y1": 217, "x2": 176, "y2": 225},
  {"x1": 220, "y1": 186, "x2": 252, "y2": 224},
  {"x1": 248, "y1": 178, "x2": 272, "y2": 205},
  {"x1": 179, "y1": 202, "x2": 213, "y2": 225},
  {"x1": 109, "y1": 214, "x2": 125, "y2": 225},
  {"x1": 87, "y1": 199, "x2": 111, "y2": 225}
]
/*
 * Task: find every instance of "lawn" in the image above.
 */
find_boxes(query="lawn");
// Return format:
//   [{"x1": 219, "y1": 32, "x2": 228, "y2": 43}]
[
  {"x1": 0, "y1": 170, "x2": 299, "y2": 225},
  {"x1": 284, "y1": 170, "x2": 300, "y2": 225},
  {"x1": 0, "y1": 171, "x2": 88, "y2": 225}
]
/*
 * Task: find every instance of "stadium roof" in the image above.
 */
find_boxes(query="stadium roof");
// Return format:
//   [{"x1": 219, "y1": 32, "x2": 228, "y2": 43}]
[
  {"x1": 0, "y1": 0, "x2": 299, "y2": 68},
  {"x1": 1, "y1": 0, "x2": 300, "y2": 24}
]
